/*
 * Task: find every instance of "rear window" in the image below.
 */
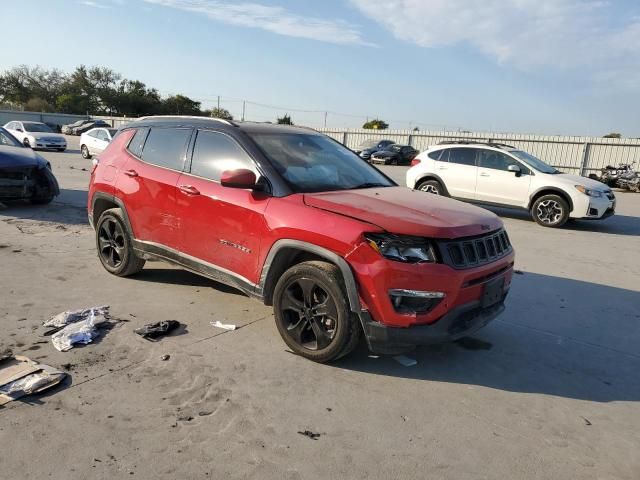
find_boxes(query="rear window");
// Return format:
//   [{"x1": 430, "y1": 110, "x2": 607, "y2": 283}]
[
  {"x1": 141, "y1": 127, "x2": 192, "y2": 171},
  {"x1": 127, "y1": 128, "x2": 149, "y2": 157},
  {"x1": 447, "y1": 148, "x2": 476, "y2": 166},
  {"x1": 428, "y1": 150, "x2": 442, "y2": 160}
]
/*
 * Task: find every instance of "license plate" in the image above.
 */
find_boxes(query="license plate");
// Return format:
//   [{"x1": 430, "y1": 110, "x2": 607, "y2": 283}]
[{"x1": 482, "y1": 277, "x2": 505, "y2": 308}]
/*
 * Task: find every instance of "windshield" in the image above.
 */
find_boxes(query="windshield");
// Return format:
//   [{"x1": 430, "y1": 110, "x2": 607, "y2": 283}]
[
  {"x1": 0, "y1": 128, "x2": 22, "y2": 147},
  {"x1": 24, "y1": 123, "x2": 53, "y2": 133},
  {"x1": 249, "y1": 132, "x2": 396, "y2": 193},
  {"x1": 510, "y1": 150, "x2": 559, "y2": 174}
]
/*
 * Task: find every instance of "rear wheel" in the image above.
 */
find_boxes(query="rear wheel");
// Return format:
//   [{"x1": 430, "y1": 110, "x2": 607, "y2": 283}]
[
  {"x1": 417, "y1": 179, "x2": 444, "y2": 195},
  {"x1": 273, "y1": 261, "x2": 360, "y2": 363},
  {"x1": 96, "y1": 208, "x2": 145, "y2": 276},
  {"x1": 81, "y1": 144, "x2": 91, "y2": 159},
  {"x1": 531, "y1": 194, "x2": 569, "y2": 227}
]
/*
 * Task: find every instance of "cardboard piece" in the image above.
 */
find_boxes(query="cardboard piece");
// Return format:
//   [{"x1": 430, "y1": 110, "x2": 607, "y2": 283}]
[{"x1": 0, "y1": 355, "x2": 66, "y2": 406}]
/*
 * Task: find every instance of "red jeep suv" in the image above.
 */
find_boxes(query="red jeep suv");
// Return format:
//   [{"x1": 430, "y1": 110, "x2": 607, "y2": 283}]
[{"x1": 88, "y1": 117, "x2": 514, "y2": 362}]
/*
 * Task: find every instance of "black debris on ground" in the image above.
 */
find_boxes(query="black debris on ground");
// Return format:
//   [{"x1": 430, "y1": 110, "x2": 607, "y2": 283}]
[
  {"x1": 298, "y1": 430, "x2": 321, "y2": 440},
  {"x1": 134, "y1": 320, "x2": 181, "y2": 340}
]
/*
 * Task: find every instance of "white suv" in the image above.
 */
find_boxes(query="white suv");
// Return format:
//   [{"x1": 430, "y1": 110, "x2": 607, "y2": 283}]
[{"x1": 406, "y1": 142, "x2": 616, "y2": 227}]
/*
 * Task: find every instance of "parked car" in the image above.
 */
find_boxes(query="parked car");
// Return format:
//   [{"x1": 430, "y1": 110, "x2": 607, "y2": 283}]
[
  {"x1": 45, "y1": 122, "x2": 62, "y2": 133},
  {"x1": 353, "y1": 139, "x2": 395, "y2": 161},
  {"x1": 3, "y1": 121, "x2": 67, "y2": 151},
  {"x1": 62, "y1": 119, "x2": 92, "y2": 135},
  {"x1": 80, "y1": 127, "x2": 118, "y2": 159},
  {"x1": 0, "y1": 127, "x2": 60, "y2": 204},
  {"x1": 371, "y1": 144, "x2": 419, "y2": 165},
  {"x1": 88, "y1": 117, "x2": 514, "y2": 362},
  {"x1": 406, "y1": 141, "x2": 615, "y2": 228},
  {"x1": 72, "y1": 120, "x2": 110, "y2": 136}
]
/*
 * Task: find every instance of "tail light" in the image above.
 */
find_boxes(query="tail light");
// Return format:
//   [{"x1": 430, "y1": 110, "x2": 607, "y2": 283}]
[{"x1": 410, "y1": 158, "x2": 421, "y2": 167}]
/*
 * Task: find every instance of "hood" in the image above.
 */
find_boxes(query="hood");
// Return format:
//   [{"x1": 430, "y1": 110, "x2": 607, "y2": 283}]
[
  {"x1": 24, "y1": 131, "x2": 65, "y2": 140},
  {"x1": 0, "y1": 145, "x2": 47, "y2": 169},
  {"x1": 304, "y1": 186, "x2": 503, "y2": 238},
  {"x1": 551, "y1": 173, "x2": 610, "y2": 190}
]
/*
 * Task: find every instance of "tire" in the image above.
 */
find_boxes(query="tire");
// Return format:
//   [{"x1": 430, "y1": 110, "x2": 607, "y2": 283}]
[
  {"x1": 30, "y1": 196, "x2": 54, "y2": 205},
  {"x1": 81, "y1": 144, "x2": 91, "y2": 159},
  {"x1": 531, "y1": 194, "x2": 570, "y2": 227},
  {"x1": 95, "y1": 208, "x2": 145, "y2": 276},
  {"x1": 416, "y1": 179, "x2": 445, "y2": 196},
  {"x1": 273, "y1": 261, "x2": 360, "y2": 363}
]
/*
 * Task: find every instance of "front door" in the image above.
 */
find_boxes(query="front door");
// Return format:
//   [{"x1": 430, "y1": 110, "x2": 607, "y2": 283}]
[
  {"x1": 175, "y1": 129, "x2": 270, "y2": 286},
  {"x1": 475, "y1": 150, "x2": 532, "y2": 207}
]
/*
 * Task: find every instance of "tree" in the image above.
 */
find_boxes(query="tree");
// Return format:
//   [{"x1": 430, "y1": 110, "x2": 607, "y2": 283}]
[
  {"x1": 207, "y1": 107, "x2": 234, "y2": 120},
  {"x1": 412, "y1": 126, "x2": 419, "y2": 132},
  {"x1": 603, "y1": 132, "x2": 621, "y2": 138},
  {"x1": 0, "y1": 65, "x2": 65, "y2": 106},
  {"x1": 161, "y1": 94, "x2": 201, "y2": 115},
  {"x1": 277, "y1": 113, "x2": 294, "y2": 125},
  {"x1": 25, "y1": 97, "x2": 53, "y2": 112},
  {"x1": 363, "y1": 118, "x2": 388, "y2": 130}
]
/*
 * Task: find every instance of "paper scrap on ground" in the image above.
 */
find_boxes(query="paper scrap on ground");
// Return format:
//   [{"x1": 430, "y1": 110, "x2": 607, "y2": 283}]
[
  {"x1": 44, "y1": 305, "x2": 110, "y2": 329},
  {"x1": 51, "y1": 309, "x2": 101, "y2": 352},
  {"x1": 393, "y1": 355, "x2": 417, "y2": 367},
  {"x1": 211, "y1": 321, "x2": 236, "y2": 331}
]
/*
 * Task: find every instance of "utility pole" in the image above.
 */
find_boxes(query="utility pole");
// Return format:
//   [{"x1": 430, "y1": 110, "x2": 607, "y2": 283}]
[
  {"x1": 323, "y1": 111, "x2": 327, "y2": 128},
  {"x1": 242, "y1": 101, "x2": 246, "y2": 121},
  {"x1": 217, "y1": 96, "x2": 220, "y2": 110}
]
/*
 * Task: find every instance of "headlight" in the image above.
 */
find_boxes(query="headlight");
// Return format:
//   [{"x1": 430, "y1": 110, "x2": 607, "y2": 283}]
[
  {"x1": 575, "y1": 185, "x2": 603, "y2": 198},
  {"x1": 364, "y1": 233, "x2": 437, "y2": 263}
]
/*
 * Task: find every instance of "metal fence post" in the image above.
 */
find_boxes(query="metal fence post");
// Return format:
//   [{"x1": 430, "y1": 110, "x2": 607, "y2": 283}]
[
  {"x1": 342, "y1": 131, "x2": 348, "y2": 146},
  {"x1": 407, "y1": 133, "x2": 413, "y2": 147},
  {"x1": 580, "y1": 142, "x2": 590, "y2": 176}
]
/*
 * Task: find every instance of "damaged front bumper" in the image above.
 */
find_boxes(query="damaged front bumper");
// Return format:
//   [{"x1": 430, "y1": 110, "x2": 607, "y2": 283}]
[{"x1": 0, "y1": 166, "x2": 59, "y2": 201}]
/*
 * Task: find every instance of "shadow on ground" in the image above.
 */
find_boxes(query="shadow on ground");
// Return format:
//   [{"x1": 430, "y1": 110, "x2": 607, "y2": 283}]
[
  {"x1": 483, "y1": 203, "x2": 640, "y2": 236},
  {"x1": 0, "y1": 189, "x2": 88, "y2": 226},
  {"x1": 133, "y1": 267, "x2": 246, "y2": 296},
  {"x1": 335, "y1": 272, "x2": 640, "y2": 403}
]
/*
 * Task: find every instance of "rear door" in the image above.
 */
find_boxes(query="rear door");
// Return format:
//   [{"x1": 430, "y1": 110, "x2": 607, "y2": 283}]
[
  {"x1": 94, "y1": 129, "x2": 110, "y2": 154},
  {"x1": 436, "y1": 147, "x2": 478, "y2": 199},
  {"x1": 475, "y1": 150, "x2": 532, "y2": 207},
  {"x1": 117, "y1": 126, "x2": 193, "y2": 250},
  {"x1": 175, "y1": 129, "x2": 270, "y2": 285}
]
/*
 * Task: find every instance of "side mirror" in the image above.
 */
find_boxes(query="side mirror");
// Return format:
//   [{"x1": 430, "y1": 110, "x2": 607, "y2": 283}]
[
  {"x1": 507, "y1": 164, "x2": 522, "y2": 176},
  {"x1": 220, "y1": 168, "x2": 257, "y2": 189},
  {"x1": 16, "y1": 128, "x2": 23, "y2": 132}
]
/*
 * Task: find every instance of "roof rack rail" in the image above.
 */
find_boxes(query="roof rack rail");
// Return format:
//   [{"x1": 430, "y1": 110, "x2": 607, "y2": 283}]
[
  {"x1": 437, "y1": 140, "x2": 516, "y2": 149},
  {"x1": 136, "y1": 115, "x2": 237, "y2": 127}
]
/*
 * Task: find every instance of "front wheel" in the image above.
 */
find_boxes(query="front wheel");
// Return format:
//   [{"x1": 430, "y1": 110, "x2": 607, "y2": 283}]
[
  {"x1": 96, "y1": 208, "x2": 145, "y2": 276},
  {"x1": 531, "y1": 194, "x2": 569, "y2": 227},
  {"x1": 81, "y1": 144, "x2": 91, "y2": 159},
  {"x1": 273, "y1": 261, "x2": 360, "y2": 363}
]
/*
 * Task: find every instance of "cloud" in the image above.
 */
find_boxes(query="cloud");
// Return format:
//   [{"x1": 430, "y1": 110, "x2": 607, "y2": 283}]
[
  {"x1": 79, "y1": 0, "x2": 111, "y2": 8},
  {"x1": 144, "y1": 0, "x2": 375, "y2": 47},
  {"x1": 350, "y1": 0, "x2": 640, "y2": 86}
]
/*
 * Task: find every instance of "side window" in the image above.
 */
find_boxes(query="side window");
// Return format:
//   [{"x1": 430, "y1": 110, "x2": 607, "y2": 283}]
[
  {"x1": 427, "y1": 150, "x2": 442, "y2": 161},
  {"x1": 6, "y1": 122, "x2": 14, "y2": 130},
  {"x1": 478, "y1": 150, "x2": 528, "y2": 173},
  {"x1": 448, "y1": 148, "x2": 477, "y2": 166},
  {"x1": 190, "y1": 130, "x2": 255, "y2": 181},
  {"x1": 141, "y1": 127, "x2": 192, "y2": 171},
  {"x1": 127, "y1": 127, "x2": 149, "y2": 157},
  {"x1": 97, "y1": 130, "x2": 108, "y2": 141}
]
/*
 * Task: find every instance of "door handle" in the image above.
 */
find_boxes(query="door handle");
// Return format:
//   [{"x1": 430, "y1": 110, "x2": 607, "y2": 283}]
[
  {"x1": 178, "y1": 185, "x2": 200, "y2": 196},
  {"x1": 437, "y1": 166, "x2": 448, "y2": 170},
  {"x1": 479, "y1": 172, "x2": 490, "y2": 177},
  {"x1": 124, "y1": 169, "x2": 138, "y2": 177}
]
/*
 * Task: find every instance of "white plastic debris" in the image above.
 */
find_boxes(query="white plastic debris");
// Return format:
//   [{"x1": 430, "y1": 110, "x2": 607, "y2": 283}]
[
  {"x1": 44, "y1": 305, "x2": 110, "y2": 329},
  {"x1": 392, "y1": 355, "x2": 417, "y2": 367},
  {"x1": 210, "y1": 321, "x2": 236, "y2": 331},
  {"x1": 51, "y1": 310, "x2": 101, "y2": 352}
]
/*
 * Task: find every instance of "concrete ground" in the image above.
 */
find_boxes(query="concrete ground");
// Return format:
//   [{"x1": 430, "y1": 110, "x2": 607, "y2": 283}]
[{"x1": 1, "y1": 136, "x2": 639, "y2": 479}]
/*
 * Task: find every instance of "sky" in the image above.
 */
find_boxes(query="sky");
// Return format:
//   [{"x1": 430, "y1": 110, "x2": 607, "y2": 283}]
[{"x1": 1, "y1": 0, "x2": 639, "y2": 136}]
